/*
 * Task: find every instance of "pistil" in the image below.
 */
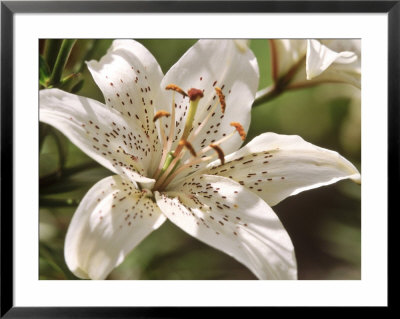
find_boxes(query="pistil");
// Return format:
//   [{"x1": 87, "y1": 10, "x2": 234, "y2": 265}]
[
  {"x1": 173, "y1": 88, "x2": 204, "y2": 157},
  {"x1": 159, "y1": 152, "x2": 175, "y2": 177}
]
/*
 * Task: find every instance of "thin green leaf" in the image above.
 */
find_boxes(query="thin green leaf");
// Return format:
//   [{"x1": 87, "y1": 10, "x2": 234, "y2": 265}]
[
  {"x1": 39, "y1": 122, "x2": 50, "y2": 152},
  {"x1": 43, "y1": 39, "x2": 62, "y2": 70},
  {"x1": 50, "y1": 127, "x2": 69, "y2": 169},
  {"x1": 39, "y1": 55, "x2": 51, "y2": 87},
  {"x1": 40, "y1": 242, "x2": 77, "y2": 280},
  {"x1": 49, "y1": 39, "x2": 77, "y2": 86},
  {"x1": 59, "y1": 73, "x2": 80, "y2": 91}
]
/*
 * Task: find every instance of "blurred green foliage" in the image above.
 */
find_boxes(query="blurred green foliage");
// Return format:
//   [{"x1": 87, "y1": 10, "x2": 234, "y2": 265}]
[{"x1": 39, "y1": 39, "x2": 361, "y2": 280}]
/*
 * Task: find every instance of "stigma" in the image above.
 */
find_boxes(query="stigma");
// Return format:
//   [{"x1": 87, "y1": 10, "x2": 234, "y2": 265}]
[{"x1": 187, "y1": 88, "x2": 204, "y2": 101}]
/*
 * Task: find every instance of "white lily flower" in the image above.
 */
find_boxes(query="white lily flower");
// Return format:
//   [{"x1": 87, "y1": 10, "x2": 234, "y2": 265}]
[
  {"x1": 270, "y1": 39, "x2": 361, "y2": 89},
  {"x1": 40, "y1": 39, "x2": 360, "y2": 280}
]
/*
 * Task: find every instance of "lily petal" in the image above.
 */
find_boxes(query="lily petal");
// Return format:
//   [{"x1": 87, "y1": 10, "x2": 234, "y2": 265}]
[
  {"x1": 270, "y1": 39, "x2": 307, "y2": 80},
  {"x1": 86, "y1": 40, "x2": 165, "y2": 174},
  {"x1": 161, "y1": 39, "x2": 259, "y2": 157},
  {"x1": 40, "y1": 88, "x2": 156, "y2": 186},
  {"x1": 204, "y1": 133, "x2": 360, "y2": 206},
  {"x1": 65, "y1": 175, "x2": 166, "y2": 279},
  {"x1": 306, "y1": 39, "x2": 358, "y2": 80},
  {"x1": 155, "y1": 174, "x2": 297, "y2": 280}
]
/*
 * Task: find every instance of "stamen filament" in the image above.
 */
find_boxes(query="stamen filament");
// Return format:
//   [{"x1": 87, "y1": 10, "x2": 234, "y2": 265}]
[
  {"x1": 154, "y1": 149, "x2": 184, "y2": 190},
  {"x1": 152, "y1": 119, "x2": 168, "y2": 178},
  {"x1": 154, "y1": 134, "x2": 199, "y2": 190},
  {"x1": 188, "y1": 87, "x2": 226, "y2": 147},
  {"x1": 159, "y1": 155, "x2": 216, "y2": 190},
  {"x1": 154, "y1": 91, "x2": 177, "y2": 178},
  {"x1": 199, "y1": 130, "x2": 236, "y2": 155},
  {"x1": 152, "y1": 112, "x2": 169, "y2": 170},
  {"x1": 166, "y1": 92, "x2": 177, "y2": 149},
  {"x1": 155, "y1": 86, "x2": 238, "y2": 190},
  {"x1": 191, "y1": 122, "x2": 245, "y2": 168},
  {"x1": 188, "y1": 98, "x2": 219, "y2": 144}
]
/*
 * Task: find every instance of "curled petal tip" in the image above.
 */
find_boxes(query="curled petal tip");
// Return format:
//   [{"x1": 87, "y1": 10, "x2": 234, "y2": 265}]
[
  {"x1": 351, "y1": 173, "x2": 361, "y2": 184},
  {"x1": 234, "y1": 39, "x2": 250, "y2": 53}
]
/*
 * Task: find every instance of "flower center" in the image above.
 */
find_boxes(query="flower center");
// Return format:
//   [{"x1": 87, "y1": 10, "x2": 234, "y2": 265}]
[{"x1": 152, "y1": 84, "x2": 245, "y2": 191}]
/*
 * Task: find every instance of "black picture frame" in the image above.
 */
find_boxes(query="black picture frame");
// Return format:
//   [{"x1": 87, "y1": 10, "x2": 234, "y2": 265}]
[{"x1": 1, "y1": 1, "x2": 395, "y2": 317}]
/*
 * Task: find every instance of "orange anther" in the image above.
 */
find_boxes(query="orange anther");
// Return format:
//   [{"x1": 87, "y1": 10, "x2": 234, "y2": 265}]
[
  {"x1": 165, "y1": 84, "x2": 188, "y2": 97},
  {"x1": 153, "y1": 110, "x2": 171, "y2": 122},
  {"x1": 178, "y1": 139, "x2": 197, "y2": 157},
  {"x1": 210, "y1": 144, "x2": 225, "y2": 165},
  {"x1": 230, "y1": 122, "x2": 246, "y2": 141},
  {"x1": 215, "y1": 87, "x2": 226, "y2": 113}
]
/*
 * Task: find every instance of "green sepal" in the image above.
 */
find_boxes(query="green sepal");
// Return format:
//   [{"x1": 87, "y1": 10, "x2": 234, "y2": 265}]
[
  {"x1": 48, "y1": 39, "x2": 77, "y2": 87},
  {"x1": 71, "y1": 79, "x2": 85, "y2": 93},
  {"x1": 59, "y1": 73, "x2": 80, "y2": 91}
]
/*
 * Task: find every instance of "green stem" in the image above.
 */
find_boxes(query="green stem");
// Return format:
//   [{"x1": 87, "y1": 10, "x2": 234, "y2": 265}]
[
  {"x1": 43, "y1": 39, "x2": 62, "y2": 70},
  {"x1": 39, "y1": 161, "x2": 99, "y2": 187},
  {"x1": 254, "y1": 40, "x2": 310, "y2": 109},
  {"x1": 49, "y1": 39, "x2": 77, "y2": 86},
  {"x1": 51, "y1": 129, "x2": 68, "y2": 169},
  {"x1": 253, "y1": 85, "x2": 283, "y2": 107},
  {"x1": 253, "y1": 55, "x2": 307, "y2": 108},
  {"x1": 63, "y1": 161, "x2": 99, "y2": 177}
]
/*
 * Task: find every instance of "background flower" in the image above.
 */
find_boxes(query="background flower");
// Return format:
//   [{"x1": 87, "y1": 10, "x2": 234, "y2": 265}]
[{"x1": 270, "y1": 39, "x2": 361, "y2": 89}]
